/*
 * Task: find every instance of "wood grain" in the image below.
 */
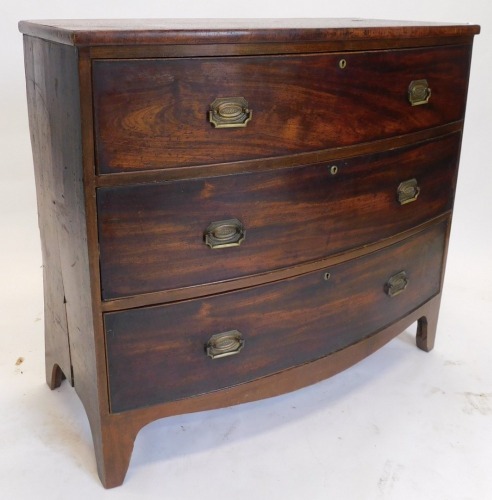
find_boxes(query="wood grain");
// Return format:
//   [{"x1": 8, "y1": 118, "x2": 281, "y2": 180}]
[
  {"x1": 18, "y1": 18, "x2": 480, "y2": 47},
  {"x1": 88, "y1": 37, "x2": 476, "y2": 59},
  {"x1": 92, "y1": 44, "x2": 472, "y2": 173},
  {"x1": 98, "y1": 133, "x2": 461, "y2": 299},
  {"x1": 23, "y1": 36, "x2": 75, "y2": 388},
  {"x1": 94, "y1": 122, "x2": 464, "y2": 187}
]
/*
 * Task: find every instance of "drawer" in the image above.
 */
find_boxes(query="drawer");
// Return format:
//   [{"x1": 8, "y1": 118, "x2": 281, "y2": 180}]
[
  {"x1": 105, "y1": 220, "x2": 447, "y2": 412},
  {"x1": 93, "y1": 44, "x2": 472, "y2": 173},
  {"x1": 98, "y1": 133, "x2": 460, "y2": 300}
]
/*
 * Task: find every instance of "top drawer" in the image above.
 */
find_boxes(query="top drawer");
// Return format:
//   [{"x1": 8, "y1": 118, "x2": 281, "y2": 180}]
[{"x1": 92, "y1": 44, "x2": 472, "y2": 174}]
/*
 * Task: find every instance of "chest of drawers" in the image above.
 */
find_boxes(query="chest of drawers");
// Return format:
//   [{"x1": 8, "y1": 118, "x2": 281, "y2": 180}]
[{"x1": 19, "y1": 19, "x2": 479, "y2": 487}]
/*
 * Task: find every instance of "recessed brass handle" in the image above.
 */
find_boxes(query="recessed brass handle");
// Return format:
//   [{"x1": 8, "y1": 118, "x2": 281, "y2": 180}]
[
  {"x1": 209, "y1": 97, "x2": 252, "y2": 128},
  {"x1": 204, "y1": 218, "x2": 245, "y2": 249},
  {"x1": 385, "y1": 271, "x2": 408, "y2": 297},
  {"x1": 408, "y1": 79, "x2": 431, "y2": 106},
  {"x1": 397, "y1": 178, "x2": 420, "y2": 205},
  {"x1": 206, "y1": 330, "x2": 245, "y2": 359}
]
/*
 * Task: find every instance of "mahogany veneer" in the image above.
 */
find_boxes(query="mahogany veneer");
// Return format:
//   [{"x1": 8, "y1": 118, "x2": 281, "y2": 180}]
[
  {"x1": 98, "y1": 134, "x2": 460, "y2": 299},
  {"x1": 92, "y1": 45, "x2": 471, "y2": 172},
  {"x1": 19, "y1": 18, "x2": 479, "y2": 488}
]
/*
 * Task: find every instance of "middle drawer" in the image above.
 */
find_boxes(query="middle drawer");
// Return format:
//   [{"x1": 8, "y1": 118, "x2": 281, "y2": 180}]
[{"x1": 98, "y1": 133, "x2": 460, "y2": 300}]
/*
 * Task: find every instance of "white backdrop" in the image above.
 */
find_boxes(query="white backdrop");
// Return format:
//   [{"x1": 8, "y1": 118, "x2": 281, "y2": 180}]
[{"x1": 1, "y1": 2, "x2": 491, "y2": 499}]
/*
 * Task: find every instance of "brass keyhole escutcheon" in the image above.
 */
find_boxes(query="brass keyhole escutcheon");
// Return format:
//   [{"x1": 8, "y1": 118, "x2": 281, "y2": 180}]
[
  {"x1": 339, "y1": 59, "x2": 347, "y2": 69},
  {"x1": 329, "y1": 165, "x2": 338, "y2": 175}
]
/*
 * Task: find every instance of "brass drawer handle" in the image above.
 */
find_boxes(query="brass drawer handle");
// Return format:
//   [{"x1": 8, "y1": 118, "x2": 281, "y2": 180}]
[
  {"x1": 206, "y1": 330, "x2": 245, "y2": 359},
  {"x1": 397, "y1": 178, "x2": 420, "y2": 205},
  {"x1": 209, "y1": 97, "x2": 252, "y2": 128},
  {"x1": 204, "y1": 218, "x2": 245, "y2": 249},
  {"x1": 408, "y1": 79, "x2": 431, "y2": 106},
  {"x1": 385, "y1": 271, "x2": 408, "y2": 297}
]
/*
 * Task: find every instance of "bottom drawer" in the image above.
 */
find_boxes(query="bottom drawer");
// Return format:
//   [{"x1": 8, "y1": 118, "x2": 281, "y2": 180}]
[{"x1": 105, "y1": 221, "x2": 447, "y2": 413}]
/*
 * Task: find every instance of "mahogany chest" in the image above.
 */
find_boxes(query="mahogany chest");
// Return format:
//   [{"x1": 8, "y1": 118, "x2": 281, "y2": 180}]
[{"x1": 19, "y1": 19, "x2": 479, "y2": 487}]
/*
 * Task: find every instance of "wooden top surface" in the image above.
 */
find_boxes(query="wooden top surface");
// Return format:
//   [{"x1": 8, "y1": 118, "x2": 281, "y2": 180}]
[{"x1": 18, "y1": 18, "x2": 480, "y2": 46}]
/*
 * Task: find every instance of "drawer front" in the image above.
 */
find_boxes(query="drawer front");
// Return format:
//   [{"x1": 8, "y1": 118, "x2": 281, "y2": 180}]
[
  {"x1": 93, "y1": 45, "x2": 472, "y2": 173},
  {"x1": 98, "y1": 133, "x2": 460, "y2": 299},
  {"x1": 105, "y1": 221, "x2": 447, "y2": 412}
]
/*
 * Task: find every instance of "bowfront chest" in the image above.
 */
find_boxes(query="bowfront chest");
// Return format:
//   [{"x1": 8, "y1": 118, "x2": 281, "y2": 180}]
[{"x1": 19, "y1": 18, "x2": 479, "y2": 487}]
